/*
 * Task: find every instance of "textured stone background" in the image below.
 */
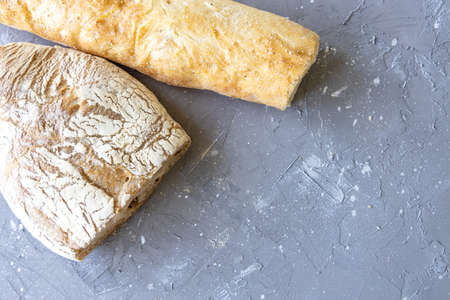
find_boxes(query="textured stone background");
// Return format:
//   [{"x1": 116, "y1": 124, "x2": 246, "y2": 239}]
[{"x1": 1, "y1": 0, "x2": 449, "y2": 299}]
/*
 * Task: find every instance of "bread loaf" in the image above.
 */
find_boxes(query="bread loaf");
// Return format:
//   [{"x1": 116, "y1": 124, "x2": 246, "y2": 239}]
[
  {"x1": 0, "y1": 0, "x2": 319, "y2": 110},
  {"x1": 0, "y1": 43, "x2": 191, "y2": 261}
]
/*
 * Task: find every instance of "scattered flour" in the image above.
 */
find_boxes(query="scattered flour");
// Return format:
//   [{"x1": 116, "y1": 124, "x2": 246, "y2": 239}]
[
  {"x1": 434, "y1": 20, "x2": 440, "y2": 29},
  {"x1": 331, "y1": 86, "x2": 348, "y2": 98},
  {"x1": 10, "y1": 220, "x2": 16, "y2": 231},
  {"x1": 234, "y1": 263, "x2": 263, "y2": 280},
  {"x1": 373, "y1": 77, "x2": 381, "y2": 86},
  {"x1": 254, "y1": 195, "x2": 269, "y2": 211},
  {"x1": 361, "y1": 163, "x2": 372, "y2": 176}
]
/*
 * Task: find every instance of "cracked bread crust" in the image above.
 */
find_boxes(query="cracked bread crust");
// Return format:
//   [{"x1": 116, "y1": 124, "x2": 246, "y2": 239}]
[
  {"x1": 0, "y1": 0, "x2": 319, "y2": 110},
  {"x1": 0, "y1": 43, "x2": 191, "y2": 261}
]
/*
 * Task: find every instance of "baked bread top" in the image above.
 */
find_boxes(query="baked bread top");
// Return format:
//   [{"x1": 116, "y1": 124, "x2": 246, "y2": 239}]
[
  {"x1": 0, "y1": 43, "x2": 191, "y2": 260},
  {"x1": 0, "y1": 0, "x2": 319, "y2": 110}
]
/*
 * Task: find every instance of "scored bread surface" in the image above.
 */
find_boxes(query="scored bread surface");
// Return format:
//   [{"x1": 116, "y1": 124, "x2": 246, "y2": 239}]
[
  {"x1": 0, "y1": 43, "x2": 191, "y2": 261},
  {"x1": 0, "y1": 0, "x2": 319, "y2": 110}
]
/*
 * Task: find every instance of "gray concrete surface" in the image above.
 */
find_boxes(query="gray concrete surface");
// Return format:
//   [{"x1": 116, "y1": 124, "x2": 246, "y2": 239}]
[{"x1": 1, "y1": 0, "x2": 449, "y2": 299}]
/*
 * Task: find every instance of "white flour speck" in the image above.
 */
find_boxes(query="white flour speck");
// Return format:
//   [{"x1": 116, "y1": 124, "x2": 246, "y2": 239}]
[
  {"x1": 373, "y1": 77, "x2": 381, "y2": 86},
  {"x1": 322, "y1": 86, "x2": 328, "y2": 95},
  {"x1": 391, "y1": 38, "x2": 398, "y2": 46},
  {"x1": 10, "y1": 220, "x2": 17, "y2": 231},
  {"x1": 10, "y1": 261, "x2": 14, "y2": 266},
  {"x1": 234, "y1": 263, "x2": 263, "y2": 280},
  {"x1": 351, "y1": 210, "x2": 357, "y2": 217},
  {"x1": 254, "y1": 195, "x2": 269, "y2": 211},
  {"x1": 17, "y1": 268, "x2": 21, "y2": 272},
  {"x1": 354, "y1": 185, "x2": 360, "y2": 191},
  {"x1": 434, "y1": 20, "x2": 440, "y2": 29},
  {"x1": 331, "y1": 86, "x2": 348, "y2": 98},
  {"x1": 327, "y1": 151, "x2": 335, "y2": 161},
  {"x1": 261, "y1": 295, "x2": 266, "y2": 299},
  {"x1": 353, "y1": 119, "x2": 358, "y2": 127},
  {"x1": 140, "y1": 235, "x2": 146, "y2": 245},
  {"x1": 147, "y1": 283, "x2": 155, "y2": 290},
  {"x1": 337, "y1": 106, "x2": 342, "y2": 112},
  {"x1": 361, "y1": 163, "x2": 372, "y2": 176},
  {"x1": 210, "y1": 149, "x2": 219, "y2": 157},
  {"x1": 350, "y1": 195, "x2": 356, "y2": 202}
]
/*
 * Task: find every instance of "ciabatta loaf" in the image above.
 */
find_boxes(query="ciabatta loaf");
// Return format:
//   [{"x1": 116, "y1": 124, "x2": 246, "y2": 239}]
[
  {"x1": 0, "y1": 43, "x2": 191, "y2": 261},
  {"x1": 0, "y1": 0, "x2": 319, "y2": 110}
]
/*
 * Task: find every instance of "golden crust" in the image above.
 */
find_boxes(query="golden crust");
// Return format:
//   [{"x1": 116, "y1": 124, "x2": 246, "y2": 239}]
[
  {"x1": 0, "y1": 43, "x2": 191, "y2": 260},
  {"x1": 0, "y1": 0, "x2": 319, "y2": 110}
]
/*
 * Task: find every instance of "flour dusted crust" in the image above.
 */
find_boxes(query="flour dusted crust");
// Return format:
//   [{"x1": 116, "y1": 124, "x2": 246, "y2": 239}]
[
  {"x1": 0, "y1": 0, "x2": 319, "y2": 110},
  {"x1": 0, "y1": 43, "x2": 191, "y2": 261}
]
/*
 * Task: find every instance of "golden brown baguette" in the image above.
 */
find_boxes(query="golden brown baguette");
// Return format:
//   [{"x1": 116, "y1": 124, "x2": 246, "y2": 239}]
[
  {"x1": 0, "y1": 43, "x2": 191, "y2": 261},
  {"x1": 0, "y1": 0, "x2": 319, "y2": 110}
]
